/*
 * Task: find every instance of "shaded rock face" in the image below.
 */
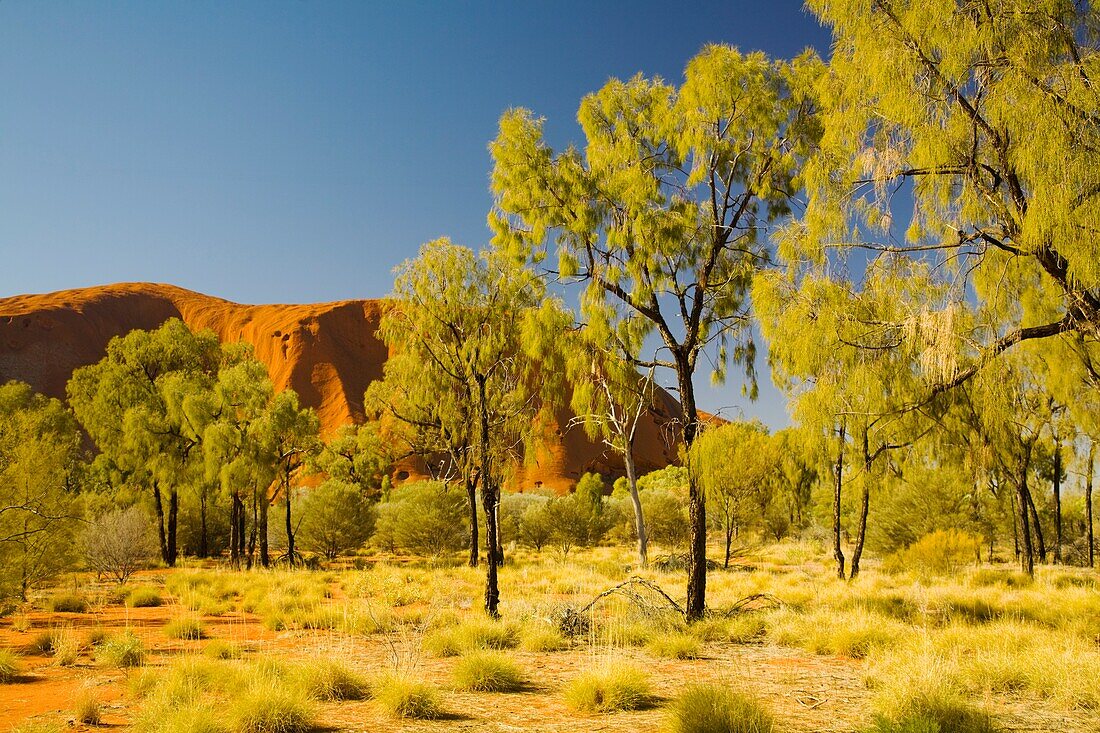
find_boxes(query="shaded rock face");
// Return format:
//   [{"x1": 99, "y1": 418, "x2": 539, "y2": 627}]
[{"x1": 0, "y1": 282, "x2": 680, "y2": 492}]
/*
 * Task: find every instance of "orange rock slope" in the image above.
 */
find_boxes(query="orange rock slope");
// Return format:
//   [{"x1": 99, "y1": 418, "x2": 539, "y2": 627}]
[{"x1": 0, "y1": 282, "x2": 679, "y2": 492}]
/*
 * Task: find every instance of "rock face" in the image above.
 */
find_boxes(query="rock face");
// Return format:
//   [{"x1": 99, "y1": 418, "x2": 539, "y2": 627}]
[{"x1": 0, "y1": 282, "x2": 680, "y2": 492}]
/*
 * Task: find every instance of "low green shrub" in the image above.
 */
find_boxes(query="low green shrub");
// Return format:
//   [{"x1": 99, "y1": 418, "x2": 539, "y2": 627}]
[
  {"x1": 424, "y1": 618, "x2": 520, "y2": 657},
  {"x1": 887, "y1": 530, "x2": 981, "y2": 577},
  {"x1": 667, "y1": 684, "x2": 774, "y2": 733}
]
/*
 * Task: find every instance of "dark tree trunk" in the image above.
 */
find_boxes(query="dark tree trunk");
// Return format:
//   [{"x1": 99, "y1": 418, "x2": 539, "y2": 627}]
[
  {"x1": 230, "y1": 491, "x2": 241, "y2": 569},
  {"x1": 236, "y1": 492, "x2": 247, "y2": 566},
  {"x1": 1087, "y1": 442, "x2": 1095, "y2": 569},
  {"x1": 849, "y1": 428, "x2": 871, "y2": 580},
  {"x1": 833, "y1": 423, "x2": 847, "y2": 580},
  {"x1": 1010, "y1": 481, "x2": 1020, "y2": 560},
  {"x1": 152, "y1": 483, "x2": 169, "y2": 565},
  {"x1": 259, "y1": 486, "x2": 269, "y2": 568},
  {"x1": 1017, "y1": 477, "x2": 1034, "y2": 576},
  {"x1": 1053, "y1": 441, "x2": 1062, "y2": 564},
  {"x1": 724, "y1": 519, "x2": 733, "y2": 569},
  {"x1": 477, "y1": 379, "x2": 501, "y2": 619},
  {"x1": 495, "y1": 501, "x2": 504, "y2": 567},
  {"x1": 1025, "y1": 485, "x2": 1046, "y2": 563},
  {"x1": 482, "y1": 474, "x2": 500, "y2": 618},
  {"x1": 166, "y1": 489, "x2": 179, "y2": 567},
  {"x1": 246, "y1": 490, "x2": 258, "y2": 570},
  {"x1": 284, "y1": 476, "x2": 295, "y2": 567},
  {"x1": 199, "y1": 491, "x2": 209, "y2": 559},
  {"x1": 677, "y1": 361, "x2": 706, "y2": 623},
  {"x1": 466, "y1": 475, "x2": 479, "y2": 568}
]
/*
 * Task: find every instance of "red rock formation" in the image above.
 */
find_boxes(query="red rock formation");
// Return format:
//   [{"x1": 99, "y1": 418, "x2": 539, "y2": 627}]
[{"x1": 0, "y1": 282, "x2": 679, "y2": 492}]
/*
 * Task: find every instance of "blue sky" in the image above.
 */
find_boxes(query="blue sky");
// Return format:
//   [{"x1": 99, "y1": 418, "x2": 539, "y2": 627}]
[{"x1": 0, "y1": 1, "x2": 832, "y2": 426}]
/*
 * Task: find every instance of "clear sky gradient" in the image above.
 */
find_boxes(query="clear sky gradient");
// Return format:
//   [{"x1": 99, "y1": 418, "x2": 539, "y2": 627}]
[{"x1": 0, "y1": 1, "x2": 832, "y2": 426}]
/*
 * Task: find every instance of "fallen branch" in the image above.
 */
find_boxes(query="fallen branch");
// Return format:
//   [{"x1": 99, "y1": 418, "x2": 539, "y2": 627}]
[
  {"x1": 721, "y1": 593, "x2": 784, "y2": 616},
  {"x1": 578, "y1": 576, "x2": 686, "y2": 616}
]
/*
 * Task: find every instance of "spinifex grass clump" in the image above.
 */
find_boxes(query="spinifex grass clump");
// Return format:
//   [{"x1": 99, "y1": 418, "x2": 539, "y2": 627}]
[
  {"x1": 564, "y1": 663, "x2": 651, "y2": 713},
  {"x1": 50, "y1": 626, "x2": 80, "y2": 666},
  {"x1": 0, "y1": 648, "x2": 21, "y2": 682},
  {"x1": 646, "y1": 632, "x2": 702, "y2": 659},
  {"x1": 126, "y1": 586, "x2": 165, "y2": 608},
  {"x1": 164, "y1": 615, "x2": 206, "y2": 640},
  {"x1": 294, "y1": 659, "x2": 369, "y2": 701},
  {"x1": 48, "y1": 592, "x2": 88, "y2": 613},
  {"x1": 232, "y1": 681, "x2": 315, "y2": 733},
  {"x1": 452, "y1": 651, "x2": 526, "y2": 692},
  {"x1": 97, "y1": 631, "x2": 145, "y2": 668},
  {"x1": 74, "y1": 687, "x2": 104, "y2": 725},
  {"x1": 203, "y1": 640, "x2": 242, "y2": 660},
  {"x1": 373, "y1": 673, "x2": 444, "y2": 719},
  {"x1": 667, "y1": 684, "x2": 774, "y2": 733},
  {"x1": 424, "y1": 618, "x2": 520, "y2": 657}
]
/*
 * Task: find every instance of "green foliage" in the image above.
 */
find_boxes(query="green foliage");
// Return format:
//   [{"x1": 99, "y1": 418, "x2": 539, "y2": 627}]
[
  {"x1": 311, "y1": 422, "x2": 391, "y2": 498},
  {"x1": 564, "y1": 664, "x2": 651, "y2": 713},
  {"x1": 0, "y1": 381, "x2": 83, "y2": 602},
  {"x1": 374, "y1": 481, "x2": 467, "y2": 556},
  {"x1": 888, "y1": 530, "x2": 982, "y2": 577},
  {"x1": 640, "y1": 490, "x2": 689, "y2": 550},
  {"x1": 525, "y1": 493, "x2": 611, "y2": 556},
  {"x1": 636, "y1": 466, "x2": 689, "y2": 493},
  {"x1": 667, "y1": 684, "x2": 774, "y2": 733},
  {"x1": 296, "y1": 479, "x2": 376, "y2": 560},
  {"x1": 373, "y1": 674, "x2": 443, "y2": 719},
  {"x1": 574, "y1": 472, "x2": 605, "y2": 509},
  {"x1": 452, "y1": 650, "x2": 526, "y2": 692}
]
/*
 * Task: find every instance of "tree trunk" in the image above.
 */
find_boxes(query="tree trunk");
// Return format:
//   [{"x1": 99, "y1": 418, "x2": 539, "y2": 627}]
[
  {"x1": 849, "y1": 428, "x2": 871, "y2": 580},
  {"x1": 230, "y1": 491, "x2": 241, "y2": 569},
  {"x1": 477, "y1": 379, "x2": 501, "y2": 618},
  {"x1": 482, "y1": 474, "x2": 501, "y2": 617},
  {"x1": 1025, "y1": 485, "x2": 1046, "y2": 563},
  {"x1": 466, "y1": 474, "x2": 479, "y2": 568},
  {"x1": 1053, "y1": 441, "x2": 1062, "y2": 564},
  {"x1": 623, "y1": 444, "x2": 648, "y2": 566},
  {"x1": 152, "y1": 483, "x2": 169, "y2": 565},
  {"x1": 236, "y1": 492, "x2": 247, "y2": 567},
  {"x1": 677, "y1": 362, "x2": 706, "y2": 623},
  {"x1": 1010, "y1": 482, "x2": 1020, "y2": 561},
  {"x1": 199, "y1": 490, "x2": 209, "y2": 559},
  {"x1": 1087, "y1": 442, "x2": 1095, "y2": 569},
  {"x1": 724, "y1": 520, "x2": 733, "y2": 569},
  {"x1": 1016, "y1": 477, "x2": 1034, "y2": 576},
  {"x1": 284, "y1": 476, "x2": 295, "y2": 567},
  {"x1": 259, "y1": 486, "x2": 269, "y2": 568},
  {"x1": 246, "y1": 490, "x2": 258, "y2": 570},
  {"x1": 166, "y1": 489, "x2": 178, "y2": 567},
  {"x1": 833, "y1": 423, "x2": 847, "y2": 580}
]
